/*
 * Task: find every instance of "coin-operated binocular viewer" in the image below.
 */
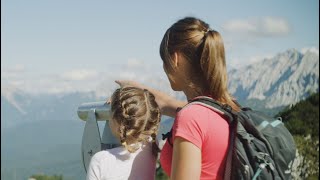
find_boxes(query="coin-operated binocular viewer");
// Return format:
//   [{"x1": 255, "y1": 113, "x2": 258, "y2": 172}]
[
  {"x1": 78, "y1": 101, "x2": 173, "y2": 173},
  {"x1": 77, "y1": 101, "x2": 121, "y2": 172}
]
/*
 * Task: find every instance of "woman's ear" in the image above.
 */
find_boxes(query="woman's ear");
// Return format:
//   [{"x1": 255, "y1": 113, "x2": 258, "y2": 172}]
[{"x1": 173, "y1": 52, "x2": 180, "y2": 69}]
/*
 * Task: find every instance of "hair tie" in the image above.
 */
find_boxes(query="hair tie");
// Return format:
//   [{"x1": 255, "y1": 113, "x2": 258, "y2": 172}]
[
  {"x1": 202, "y1": 28, "x2": 212, "y2": 41},
  {"x1": 151, "y1": 133, "x2": 157, "y2": 142},
  {"x1": 205, "y1": 28, "x2": 211, "y2": 34}
]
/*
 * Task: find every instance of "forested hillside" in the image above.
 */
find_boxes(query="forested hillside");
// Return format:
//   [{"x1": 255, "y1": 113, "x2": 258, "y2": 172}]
[{"x1": 277, "y1": 92, "x2": 319, "y2": 179}]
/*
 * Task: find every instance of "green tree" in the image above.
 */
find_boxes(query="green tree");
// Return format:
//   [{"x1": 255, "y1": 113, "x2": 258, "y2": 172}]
[
  {"x1": 276, "y1": 92, "x2": 319, "y2": 179},
  {"x1": 156, "y1": 160, "x2": 169, "y2": 180},
  {"x1": 29, "y1": 174, "x2": 63, "y2": 180},
  {"x1": 278, "y1": 92, "x2": 319, "y2": 137}
]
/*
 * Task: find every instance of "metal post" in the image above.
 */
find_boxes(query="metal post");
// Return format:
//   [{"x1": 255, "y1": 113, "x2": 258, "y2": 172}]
[{"x1": 78, "y1": 101, "x2": 120, "y2": 172}]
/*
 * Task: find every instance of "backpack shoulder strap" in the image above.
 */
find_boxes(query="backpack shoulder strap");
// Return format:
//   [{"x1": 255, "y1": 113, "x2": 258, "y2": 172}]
[
  {"x1": 188, "y1": 96, "x2": 235, "y2": 124},
  {"x1": 162, "y1": 96, "x2": 237, "y2": 180},
  {"x1": 189, "y1": 96, "x2": 238, "y2": 180},
  {"x1": 161, "y1": 97, "x2": 235, "y2": 145}
]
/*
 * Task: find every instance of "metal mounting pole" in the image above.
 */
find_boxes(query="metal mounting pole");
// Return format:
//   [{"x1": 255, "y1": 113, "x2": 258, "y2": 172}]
[
  {"x1": 78, "y1": 101, "x2": 121, "y2": 173},
  {"x1": 81, "y1": 109, "x2": 102, "y2": 172}
]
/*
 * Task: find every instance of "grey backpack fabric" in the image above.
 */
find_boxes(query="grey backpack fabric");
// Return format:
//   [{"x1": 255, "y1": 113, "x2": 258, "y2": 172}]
[{"x1": 187, "y1": 97, "x2": 297, "y2": 180}]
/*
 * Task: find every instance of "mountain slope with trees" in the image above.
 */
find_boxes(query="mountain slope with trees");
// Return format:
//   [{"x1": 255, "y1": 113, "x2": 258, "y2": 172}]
[{"x1": 276, "y1": 92, "x2": 319, "y2": 179}]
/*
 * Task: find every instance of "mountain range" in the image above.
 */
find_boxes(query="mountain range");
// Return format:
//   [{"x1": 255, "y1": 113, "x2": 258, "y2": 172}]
[
  {"x1": 1, "y1": 48, "x2": 319, "y2": 179},
  {"x1": 228, "y1": 48, "x2": 319, "y2": 111}
]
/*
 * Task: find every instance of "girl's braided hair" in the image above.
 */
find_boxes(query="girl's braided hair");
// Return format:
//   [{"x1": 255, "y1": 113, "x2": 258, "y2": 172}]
[{"x1": 110, "y1": 86, "x2": 161, "y2": 157}]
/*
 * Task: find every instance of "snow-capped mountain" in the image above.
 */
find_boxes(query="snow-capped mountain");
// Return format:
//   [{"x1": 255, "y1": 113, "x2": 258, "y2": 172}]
[
  {"x1": 1, "y1": 85, "x2": 29, "y2": 114},
  {"x1": 1, "y1": 47, "x2": 318, "y2": 180},
  {"x1": 228, "y1": 48, "x2": 319, "y2": 108},
  {"x1": 2, "y1": 48, "x2": 319, "y2": 128},
  {"x1": 1, "y1": 87, "x2": 98, "y2": 128}
]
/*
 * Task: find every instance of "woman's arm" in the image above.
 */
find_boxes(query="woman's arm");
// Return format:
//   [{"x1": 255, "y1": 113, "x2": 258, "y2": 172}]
[
  {"x1": 171, "y1": 137, "x2": 201, "y2": 180},
  {"x1": 115, "y1": 80, "x2": 187, "y2": 117}
]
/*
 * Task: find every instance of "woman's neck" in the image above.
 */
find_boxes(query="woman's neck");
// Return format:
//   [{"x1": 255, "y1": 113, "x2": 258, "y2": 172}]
[
  {"x1": 183, "y1": 82, "x2": 209, "y2": 100},
  {"x1": 183, "y1": 89, "x2": 200, "y2": 101},
  {"x1": 181, "y1": 77, "x2": 210, "y2": 100}
]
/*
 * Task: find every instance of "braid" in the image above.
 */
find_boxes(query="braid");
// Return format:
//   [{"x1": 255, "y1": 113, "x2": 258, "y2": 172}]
[
  {"x1": 144, "y1": 90, "x2": 161, "y2": 157},
  {"x1": 110, "y1": 87, "x2": 161, "y2": 156},
  {"x1": 119, "y1": 125, "x2": 126, "y2": 144}
]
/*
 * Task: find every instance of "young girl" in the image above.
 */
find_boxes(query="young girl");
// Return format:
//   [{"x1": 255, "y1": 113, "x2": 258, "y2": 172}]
[{"x1": 86, "y1": 87, "x2": 161, "y2": 180}]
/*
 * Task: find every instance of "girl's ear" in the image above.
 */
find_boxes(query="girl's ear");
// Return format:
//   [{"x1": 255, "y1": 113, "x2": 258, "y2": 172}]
[{"x1": 106, "y1": 97, "x2": 111, "y2": 104}]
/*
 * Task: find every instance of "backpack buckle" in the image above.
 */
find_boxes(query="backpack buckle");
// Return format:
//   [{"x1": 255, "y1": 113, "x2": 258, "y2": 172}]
[
  {"x1": 256, "y1": 153, "x2": 275, "y2": 171},
  {"x1": 162, "y1": 131, "x2": 172, "y2": 140},
  {"x1": 162, "y1": 130, "x2": 173, "y2": 146},
  {"x1": 222, "y1": 104, "x2": 232, "y2": 112}
]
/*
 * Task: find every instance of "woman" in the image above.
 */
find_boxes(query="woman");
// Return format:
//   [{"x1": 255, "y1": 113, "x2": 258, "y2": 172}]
[
  {"x1": 86, "y1": 87, "x2": 161, "y2": 180},
  {"x1": 117, "y1": 17, "x2": 240, "y2": 180}
]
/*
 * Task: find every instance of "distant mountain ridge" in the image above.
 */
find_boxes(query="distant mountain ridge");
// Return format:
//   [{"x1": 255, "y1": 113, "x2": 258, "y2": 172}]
[
  {"x1": 1, "y1": 88, "x2": 98, "y2": 129},
  {"x1": 1, "y1": 48, "x2": 319, "y2": 128},
  {"x1": 2, "y1": 48, "x2": 319, "y2": 128},
  {"x1": 228, "y1": 48, "x2": 319, "y2": 109},
  {"x1": 1, "y1": 47, "x2": 319, "y2": 179}
]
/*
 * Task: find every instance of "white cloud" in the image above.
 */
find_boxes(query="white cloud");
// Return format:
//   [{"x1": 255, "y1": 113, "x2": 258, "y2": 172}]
[
  {"x1": 227, "y1": 57, "x2": 242, "y2": 70},
  {"x1": 1, "y1": 61, "x2": 166, "y2": 95},
  {"x1": 61, "y1": 69, "x2": 99, "y2": 81},
  {"x1": 223, "y1": 40, "x2": 233, "y2": 52},
  {"x1": 223, "y1": 20, "x2": 257, "y2": 33},
  {"x1": 247, "y1": 54, "x2": 274, "y2": 64},
  {"x1": 126, "y1": 58, "x2": 144, "y2": 68},
  {"x1": 1, "y1": 70, "x2": 16, "y2": 79},
  {"x1": 10, "y1": 64, "x2": 25, "y2": 72},
  {"x1": 301, "y1": 47, "x2": 319, "y2": 55},
  {"x1": 223, "y1": 17, "x2": 290, "y2": 37},
  {"x1": 228, "y1": 53, "x2": 274, "y2": 69},
  {"x1": 262, "y1": 17, "x2": 290, "y2": 36},
  {"x1": 1, "y1": 67, "x2": 101, "y2": 95},
  {"x1": 1, "y1": 64, "x2": 26, "y2": 79}
]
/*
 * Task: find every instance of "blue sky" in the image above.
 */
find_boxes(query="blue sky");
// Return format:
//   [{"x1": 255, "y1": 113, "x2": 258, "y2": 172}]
[{"x1": 1, "y1": 0, "x2": 319, "y2": 94}]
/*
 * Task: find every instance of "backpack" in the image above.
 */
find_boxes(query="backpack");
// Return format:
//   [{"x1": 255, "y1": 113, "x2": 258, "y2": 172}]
[{"x1": 162, "y1": 96, "x2": 296, "y2": 180}]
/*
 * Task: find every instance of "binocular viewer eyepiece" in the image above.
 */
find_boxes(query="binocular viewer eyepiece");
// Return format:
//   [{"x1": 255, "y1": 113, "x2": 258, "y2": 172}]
[{"x1": 77, "y1": 101, "x2": 111, "y2": 121}]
